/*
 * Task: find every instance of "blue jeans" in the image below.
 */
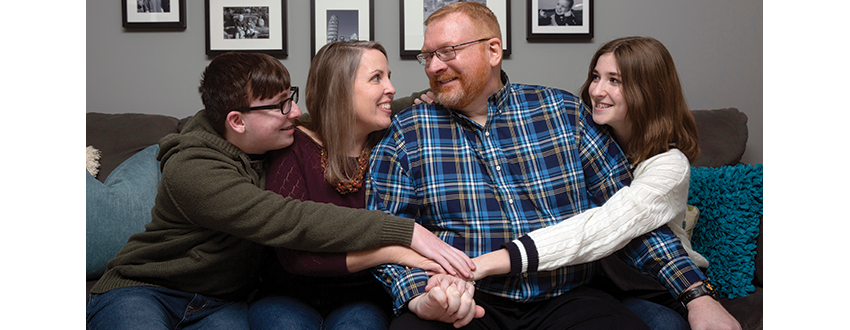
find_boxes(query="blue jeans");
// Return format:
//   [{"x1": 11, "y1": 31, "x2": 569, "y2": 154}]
[
  {"x1": 86, "y1": 286, "x2": 249, "y2": 330},
  {"x1": 248, "y1": 295, "x2": 390, "y2": 330},
  {"x1": 620, "y1": 297, "x2": 690, "y2": 330}
]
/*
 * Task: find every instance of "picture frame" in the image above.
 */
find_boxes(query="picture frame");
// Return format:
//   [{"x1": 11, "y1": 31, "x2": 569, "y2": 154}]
[
  {"x1": 311, "y1": 0, "x2": 374, "y2": 57},
  {"x1": 400, "y1": 0, "x2": 511, "y2": 57},
  {"x1": 123, "y1": 0, "x2": 187, "y2": 28},
  {"x1": 205, "y1": 0, "x2": 288, "y2": 57},
  {"x1": 526, "y1": 0, "x2": 592, "y2": 40}
]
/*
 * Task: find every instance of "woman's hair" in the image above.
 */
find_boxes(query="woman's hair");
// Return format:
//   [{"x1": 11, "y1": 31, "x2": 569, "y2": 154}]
[
  {"x1": 198, "y1": 52, "x2": 291, "y2": 134},
  {"x1": 302, "y1": 40, "x2": 388, "y2": 187},
  {"x1": 425, "y1": 1, "x2": 501, "y2": 41},
  {"x1": 580, "y1": 36, "x2": 699, "y2": 165}
]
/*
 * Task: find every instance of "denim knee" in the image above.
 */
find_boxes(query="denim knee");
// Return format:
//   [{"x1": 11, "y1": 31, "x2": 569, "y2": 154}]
[
  {"x1": 86, "y1": 286, "x2": 249, "y2": 330},
  {"x1": 620, "y1": 297, "x2": 690, "y2": 330},
  {"x1": 248, "y1": 295, "x2": 323, "y2": 330},
  {"x1": 324, "y1": 300, "x2": 391, "y2": 330}
]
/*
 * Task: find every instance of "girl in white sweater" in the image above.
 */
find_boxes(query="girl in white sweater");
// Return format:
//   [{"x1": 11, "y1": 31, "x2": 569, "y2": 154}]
[{"x1": 470, "y1": 36, "x2": 741, "y2": 330}]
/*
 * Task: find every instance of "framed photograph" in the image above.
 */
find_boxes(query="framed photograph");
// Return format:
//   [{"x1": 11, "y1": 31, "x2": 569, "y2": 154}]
[
  {"x1": 205, "y1": 0, "x2": 288, "y2": 57},
  {"x1": 311, "y1": 0, "x2": 374, "y2": 57},
  {"x1": 123, "y1": 0, "x2": 187, "y2": 28},
  {"x1": 400, "y1": 0, "x2": 511, "y2": 57},
  {"x1": 527, "y1": 0, "x2": 592, "y2": 40}
]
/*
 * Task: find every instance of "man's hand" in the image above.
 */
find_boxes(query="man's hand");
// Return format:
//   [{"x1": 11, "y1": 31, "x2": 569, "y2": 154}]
[
  {"x1": 407, "y1": 274, "x2": 485, "y2": 328},
  {"x1": 686, "y1": 292, "x2": 741, "y2": 330},
  {"x1": 410, "y1": 223, "x2": 475, "y2": 279}
]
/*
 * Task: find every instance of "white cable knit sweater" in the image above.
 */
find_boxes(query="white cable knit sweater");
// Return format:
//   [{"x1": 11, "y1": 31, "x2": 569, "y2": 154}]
[{"x1": 504, "y1": 148, "x2": 706, "y2": 274}]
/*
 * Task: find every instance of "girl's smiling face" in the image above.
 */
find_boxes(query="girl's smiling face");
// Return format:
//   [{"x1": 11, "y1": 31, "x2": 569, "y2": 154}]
[{"x1": 589, "y1": 52, "x2": 631, "y2": 140}]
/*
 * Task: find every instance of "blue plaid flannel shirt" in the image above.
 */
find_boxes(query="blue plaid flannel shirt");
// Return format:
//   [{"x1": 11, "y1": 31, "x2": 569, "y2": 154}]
[{"x1": 367, "y1": 73, "x2": 705, "y2": 314}]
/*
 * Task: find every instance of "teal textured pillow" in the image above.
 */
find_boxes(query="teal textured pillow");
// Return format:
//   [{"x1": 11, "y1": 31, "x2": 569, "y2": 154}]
[
  {"x1": 86, "y1": 145, "x2": 161, "y2": 280},
  {"x1": 688, "y1": 164, "x2": 763, "y2": 299}
]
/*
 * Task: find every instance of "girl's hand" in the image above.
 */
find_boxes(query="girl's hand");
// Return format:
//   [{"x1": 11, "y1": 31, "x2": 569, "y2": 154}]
[{"x1": 470, "y1": 248, "x2": 511, "y2": 281}]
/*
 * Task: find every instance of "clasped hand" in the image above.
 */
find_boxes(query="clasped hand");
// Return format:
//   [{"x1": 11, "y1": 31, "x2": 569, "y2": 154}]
[{"x1": 407, "y1": 274, "x2": 485, "y2": 328}]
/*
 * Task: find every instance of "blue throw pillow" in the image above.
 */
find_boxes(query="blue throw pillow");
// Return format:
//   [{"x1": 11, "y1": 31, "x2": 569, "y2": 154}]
[
  {"x1": 86, "y1": 144, "x2": 161, "y2": 280},
  {"x1": 688, "y1": 164, "x2": 763, "y2": 299}
]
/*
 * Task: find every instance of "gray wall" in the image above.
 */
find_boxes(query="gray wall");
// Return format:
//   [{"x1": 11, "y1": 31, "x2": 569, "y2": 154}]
[{"x1": 87, "y1": 0, "x2": 762, "y2": 164}]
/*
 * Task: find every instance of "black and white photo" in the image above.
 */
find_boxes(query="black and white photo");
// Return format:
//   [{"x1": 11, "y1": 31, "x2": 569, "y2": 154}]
[
  {"x1": 205, "y1": 0, "x2": 287, "y2": 57},
  {"x1": 123, "y1": 0, "x2": 186, "y2": 28},
  {"x1": 324, "y1": 10, "x2": 359, "y2": 43},
  {"x1": 527, "y1": 0, "x2": 592, "y2": 40},
  {"x1": 137, "y1": 0, "x2": 170, "y2": 13},
  {"x1": 311, "y1": 0, "x2": 374, "y2": 57},
  {"x1": 223, "y1": 7, "x2": 270, "y2": 39}
]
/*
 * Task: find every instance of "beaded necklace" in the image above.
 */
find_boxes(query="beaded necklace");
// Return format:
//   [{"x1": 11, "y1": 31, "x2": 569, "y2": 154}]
[{"x1": 320, "y1": 147, "x2": 369, "y2": 194}]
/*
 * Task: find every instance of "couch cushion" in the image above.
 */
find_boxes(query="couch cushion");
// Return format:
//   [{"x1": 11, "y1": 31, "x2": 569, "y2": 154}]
[
  {"x1": 688, "y1": 164, "x2": 763, "y2": 299},
  {"x1": 690, "y1": 108, "x2": 748, "y2": 167},
  {"x1": 86, "y1": 144, "x2": 161, "y2": 280},
  {"x1": 86, "y1": 113, "x2": 181, "y2": 182},
  {"x1": 719, "y1": 286, "x2": 763, "y2": 330}
]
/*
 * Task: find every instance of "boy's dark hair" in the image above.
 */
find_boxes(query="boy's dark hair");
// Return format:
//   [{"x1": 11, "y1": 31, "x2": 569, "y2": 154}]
[{"x1": 198, "y1": 52, "x2": 291, "y2": 134}]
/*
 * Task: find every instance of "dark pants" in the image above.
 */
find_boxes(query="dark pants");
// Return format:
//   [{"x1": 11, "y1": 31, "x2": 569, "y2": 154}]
[{"x1": 389, "y1": 285, "x2": 650, "y2": 330}]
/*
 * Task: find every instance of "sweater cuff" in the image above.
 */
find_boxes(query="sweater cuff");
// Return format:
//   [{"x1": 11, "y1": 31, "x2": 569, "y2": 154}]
[
  {"x1": 380, "y1": 213, "x2": 415, "y2": 247},
  {"x1": 501, "y1": 235, "x2": 538, "y2": 275}
]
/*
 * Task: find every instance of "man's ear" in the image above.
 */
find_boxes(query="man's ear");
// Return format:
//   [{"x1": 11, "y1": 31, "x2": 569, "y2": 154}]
[
  {"x1": 487, "y1": 38, "x2": 503, "y2": 68},
  {"x1": 225, "y1": 111, "x2": 246, "y2": 134}
]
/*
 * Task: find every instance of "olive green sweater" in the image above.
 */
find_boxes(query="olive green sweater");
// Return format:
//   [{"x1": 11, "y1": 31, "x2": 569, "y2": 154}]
[{"x1": 90, "y1": 110, "x2": 414, "y2": 301}]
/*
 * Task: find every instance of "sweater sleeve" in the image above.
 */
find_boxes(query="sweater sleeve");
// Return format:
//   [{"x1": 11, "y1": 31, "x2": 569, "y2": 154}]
[
  {"x1": 502, "y1": 149, "x2": 690, "y2": 274},
  {"x1": 157, "y1": 142, "x2": 413, "y2": 253}
]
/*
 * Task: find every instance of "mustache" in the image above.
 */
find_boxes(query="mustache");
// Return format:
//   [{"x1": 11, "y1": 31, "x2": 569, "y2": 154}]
[{"x1": 429, "y1": 73, "x2": 460, "y2": 93}]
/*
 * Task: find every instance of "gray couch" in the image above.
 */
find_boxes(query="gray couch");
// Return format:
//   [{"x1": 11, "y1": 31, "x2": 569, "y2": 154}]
[{"x1": 87, "y1": 94, "x2": 761, "y2": 329}]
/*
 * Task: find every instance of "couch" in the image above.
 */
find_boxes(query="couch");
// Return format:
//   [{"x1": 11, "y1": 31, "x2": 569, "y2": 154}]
[{"x1": 86, "y1": 94, "x2": 762, "y2": 329}]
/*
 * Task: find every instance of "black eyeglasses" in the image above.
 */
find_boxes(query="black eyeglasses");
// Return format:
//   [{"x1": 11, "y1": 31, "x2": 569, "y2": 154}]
[
  {"x1": 416, "y1": 38, "x2": 489, "y2": 66},
  {"x1": 234, "y1": 86, "x2": 299, "y2": 115}
]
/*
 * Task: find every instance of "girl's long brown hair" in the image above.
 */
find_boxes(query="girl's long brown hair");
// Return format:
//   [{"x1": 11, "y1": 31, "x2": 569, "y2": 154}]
[
  {"x1": 301, "y1": 40, "x2": 388, "y2": 187},
  {"x1": 580, "y1": 36, "x2": 699, "y2": 165}
]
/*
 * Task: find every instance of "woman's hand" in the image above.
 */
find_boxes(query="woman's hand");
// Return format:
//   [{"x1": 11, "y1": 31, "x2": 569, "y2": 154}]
[
  {"x1": 347, "y1": 245, "x2": 445, "y2": 274},
  {"x1": 413, "y1": 91, "x2": 437, "y2": 105},
  {"x1": 410, "y1": 223, "x2": 475, "y2": 279}
]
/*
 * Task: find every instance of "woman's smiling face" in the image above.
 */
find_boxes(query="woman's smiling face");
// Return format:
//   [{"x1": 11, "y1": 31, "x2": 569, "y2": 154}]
[{"x1": 352, "y1": 48, "x2": 396, "y2": 138}]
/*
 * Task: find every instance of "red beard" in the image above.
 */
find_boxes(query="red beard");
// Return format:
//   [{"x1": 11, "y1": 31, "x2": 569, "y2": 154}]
[{"x1": 429, "y1": 62, "x2": 489, "y2": 110}]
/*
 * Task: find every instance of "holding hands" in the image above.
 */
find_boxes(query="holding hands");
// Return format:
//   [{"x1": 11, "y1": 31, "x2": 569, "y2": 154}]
[{"x1": 407, "y1": 274, "x2": 485, "y2": 328}]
